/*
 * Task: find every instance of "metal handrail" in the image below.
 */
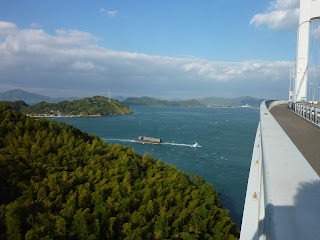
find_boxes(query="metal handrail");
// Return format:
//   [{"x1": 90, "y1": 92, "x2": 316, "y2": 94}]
[{"x1": 290, "y1": 102, "x2": 320, "y2": 126}]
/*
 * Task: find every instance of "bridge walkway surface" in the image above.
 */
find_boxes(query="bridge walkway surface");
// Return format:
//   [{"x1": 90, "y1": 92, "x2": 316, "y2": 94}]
[{"x1": 270, "y1": 104, "x2": 320, "y2": 176}]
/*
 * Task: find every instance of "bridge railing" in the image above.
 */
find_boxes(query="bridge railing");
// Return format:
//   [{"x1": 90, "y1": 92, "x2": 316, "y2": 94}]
[
  {"x1": 240, "y1": 100, "x2": 320, "y2": 240},
  {"x1": 290, "y1": 102, "x2": 320, "y2": 126}
]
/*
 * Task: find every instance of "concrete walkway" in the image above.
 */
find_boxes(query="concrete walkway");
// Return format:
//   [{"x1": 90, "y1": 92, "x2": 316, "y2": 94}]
[{"x1": 270, "y1": 104, "x2": 320, "y2": 176}]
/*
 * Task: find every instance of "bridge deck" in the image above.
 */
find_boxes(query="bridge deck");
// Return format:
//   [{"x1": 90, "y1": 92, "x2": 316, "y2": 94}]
[{"x1": 270, "y1": 104, "x2": 320, "y2": 176}]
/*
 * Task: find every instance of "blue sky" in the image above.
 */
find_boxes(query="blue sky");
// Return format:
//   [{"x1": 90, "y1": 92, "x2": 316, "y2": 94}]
[{"x1": 0, "y1": 0, "x2": 300, "y2": 99}]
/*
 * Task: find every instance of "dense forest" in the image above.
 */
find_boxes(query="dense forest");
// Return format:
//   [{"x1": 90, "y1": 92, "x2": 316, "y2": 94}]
[
  {"x1": 0, "y1": 104, "x2": 239, "y2": 239},
  {"x1": 0, "y1": 96, "x2": 133, "y2": 116},
  {"x1": 123, "y1": 97, "x2": 204, "y2": 107}
]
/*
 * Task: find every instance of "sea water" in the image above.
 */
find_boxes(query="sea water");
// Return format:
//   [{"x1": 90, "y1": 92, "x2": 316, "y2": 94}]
[{"x1": 51, "y1": 106, "x2": 260, "y2": 226}]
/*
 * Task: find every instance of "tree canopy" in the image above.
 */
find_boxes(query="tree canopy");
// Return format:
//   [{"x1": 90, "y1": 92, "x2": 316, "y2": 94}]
[{"x1": 0, "y1": 104, "x2": 239, "y2": 239}]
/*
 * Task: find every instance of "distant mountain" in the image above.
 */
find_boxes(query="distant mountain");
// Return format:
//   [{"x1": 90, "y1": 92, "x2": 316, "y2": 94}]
[
  {"x1": 123, "y1": 96, "x2": 204, "y2": 107},
  {"x1": 0, "y1": 89, "x2": 78, "y2": 105},
  {"x1": 197, "y1": 96, "x2": 265, "y2": 107},
  {"x1": 169, "y1": 98, "x2": 184, "y2": 101},
  {"x1": 113, "y1": 96, "x2": 135, "y2": 102}
]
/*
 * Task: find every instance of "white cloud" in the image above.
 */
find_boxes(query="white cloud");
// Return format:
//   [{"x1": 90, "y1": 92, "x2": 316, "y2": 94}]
[
  {"x1": 271, "y1": 0, "x2": 299, "y2": 9},
  {"x1": 0, "y1": 21, "x2": 18, "y2": 38},
  {"x1": 100, "y1": 8, "x2": 118, "y2": 17},
  {"x1": 250, "y1": 0, "x2": 299, "y2": 31},
  {"x1": 0, "y1": 21, "x2": 291, "y2": 99}
]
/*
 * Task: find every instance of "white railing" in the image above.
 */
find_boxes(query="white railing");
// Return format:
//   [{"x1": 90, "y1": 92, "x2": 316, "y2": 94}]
[
  {"x1": 290, "y1": 102, "x2": 320, "y2": 126},
  {"x1": 240, "y1": 100, "x2": 320, "y2": 240}
]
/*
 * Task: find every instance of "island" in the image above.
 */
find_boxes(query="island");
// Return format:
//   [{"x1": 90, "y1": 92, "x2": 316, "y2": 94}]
[
  {"x1": 0, "y1": 104, "x2": 239, "y2": 239},
  {"x1": 123, "y1": 96, "x2": 204, "y2": 107},
  {"x1": 196, "y1": 96, "x2": 264, "y2": 108},
  {"x1": 0, "y1": 96, "x2": 133, "y2": 117}
]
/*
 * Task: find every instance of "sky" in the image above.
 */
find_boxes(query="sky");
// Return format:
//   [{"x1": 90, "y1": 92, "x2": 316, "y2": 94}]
[{"x1": 0, "y1": 0, "x2": 300, "y2": 99}]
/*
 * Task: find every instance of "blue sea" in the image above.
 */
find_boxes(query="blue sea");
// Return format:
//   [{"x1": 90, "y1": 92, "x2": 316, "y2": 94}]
[{"x1": 51, "y1": 106, "x2": 260, "y2": 227}]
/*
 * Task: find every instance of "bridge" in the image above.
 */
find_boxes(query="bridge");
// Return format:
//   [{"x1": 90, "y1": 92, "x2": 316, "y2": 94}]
[{"x1": 240, "y1": 0, "x2": 320, "y2": 239}]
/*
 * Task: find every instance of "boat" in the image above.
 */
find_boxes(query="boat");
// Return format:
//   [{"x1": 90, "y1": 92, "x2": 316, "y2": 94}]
[
  {"x1": 190, "y1": 141, "x2": 201, "y2": 148},
  {"x1": 135, "y1": 136, "x2": 163, "y2": 144}
]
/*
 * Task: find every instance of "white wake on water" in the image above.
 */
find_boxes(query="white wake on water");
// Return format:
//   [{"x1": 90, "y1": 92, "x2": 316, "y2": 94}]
[{"x1": 162, "y1": 142, "x2": 190, "y2": 147}]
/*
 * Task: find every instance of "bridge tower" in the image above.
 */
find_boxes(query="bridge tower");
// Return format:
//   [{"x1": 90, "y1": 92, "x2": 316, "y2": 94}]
[{"x1": 295, "y1": 0, "x2": 320, "y2": 102}]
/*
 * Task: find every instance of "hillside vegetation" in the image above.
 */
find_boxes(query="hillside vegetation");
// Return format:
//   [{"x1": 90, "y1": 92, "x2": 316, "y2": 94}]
[
  {"x1": 0, "y1": 104, "x2": 239, "y2": 240},
  {"x1": 0, "y1": 96, "x2": 133, "y2": 116},
  {"x1": 0, "y1": 100, "x2": 29, "y2": 112},
  {"x1": 123, "y1": 97, "x2": 204, "y2": 107}
]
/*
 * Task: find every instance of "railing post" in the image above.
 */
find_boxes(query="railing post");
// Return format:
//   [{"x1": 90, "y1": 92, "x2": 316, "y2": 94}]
[
  {"x1": 309, "y1": 106, "x2": 311, "y2": 120},
  {"x1": 304, "y1": 105, "x2": 307, "y2": 118},
  {"x1": 312, "y1": 107, "x2": 315, "y2": 122}
]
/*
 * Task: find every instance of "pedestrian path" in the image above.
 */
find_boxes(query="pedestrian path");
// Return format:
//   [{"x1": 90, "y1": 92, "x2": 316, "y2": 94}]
[{"x1": 270, "y1": 104, "x2": 320, "y2": 176}]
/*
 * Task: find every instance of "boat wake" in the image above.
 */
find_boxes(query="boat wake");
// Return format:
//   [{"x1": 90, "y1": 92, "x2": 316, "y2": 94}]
[
  {"x1": 162, "y1": 142, "x2": 190, "y2": 147},
  {"x1": 103, "y1": 138, "x2": 191, "y2": 147}
]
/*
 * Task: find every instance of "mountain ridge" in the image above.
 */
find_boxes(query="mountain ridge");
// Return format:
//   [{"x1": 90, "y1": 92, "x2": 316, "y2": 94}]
[
  {"x1": 196, "y1": 96, "x2": 265, "y2": 107},
  {"x1": 1, "y1": 89, "x2": 264, "y2": 107},
  {"x1": 0, "y1": 89, "x2": 78, "y2": 105},
  {"x1": 123, "y1": 96, "x2": 204, "y2": 107}
]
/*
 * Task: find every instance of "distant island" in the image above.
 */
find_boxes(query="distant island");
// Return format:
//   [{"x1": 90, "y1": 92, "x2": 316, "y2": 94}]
[
  {"x1": 123, "y1": 96, "x2": 204, "y2": 107},
  {"x1": 0, "y1": 96, "x2": 133, "y2": 117},
  {"x1": 122, "y1": 96, "x2": 264, "y2": 108},
  {"x1": 0, "y1": 89, "x2": 264, "y2": 108},
  {"x1": 196, "y1": 96, "x2": 265, "y2": 107}
]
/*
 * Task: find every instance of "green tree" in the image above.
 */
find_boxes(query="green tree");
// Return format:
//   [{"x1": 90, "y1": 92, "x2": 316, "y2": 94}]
[{"x1": 0, "y1": 106, "x2": 239, "y2": 239}]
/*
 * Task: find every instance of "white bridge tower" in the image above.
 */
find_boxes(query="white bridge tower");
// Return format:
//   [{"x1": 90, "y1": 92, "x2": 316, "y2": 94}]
[{"x1": 295, "y1": 0, "x2": 320, "y2": 101}]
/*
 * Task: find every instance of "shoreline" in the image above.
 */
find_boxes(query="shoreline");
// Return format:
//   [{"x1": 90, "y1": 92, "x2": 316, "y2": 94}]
[
  {"x1": 28, "y1": 112, "x2": 133, "y2": 118},
  {"x1": 30, "y1": 115, "x2": 101, "y2": 118}
]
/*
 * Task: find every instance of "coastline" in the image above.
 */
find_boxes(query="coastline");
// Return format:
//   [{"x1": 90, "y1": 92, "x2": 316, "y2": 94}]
[
  {"x1": 29, "y1": 115, "x2": 101, "y2": 118},
  {"x1": 28, "y1": 112, "x2": 133, "y2": 118}
]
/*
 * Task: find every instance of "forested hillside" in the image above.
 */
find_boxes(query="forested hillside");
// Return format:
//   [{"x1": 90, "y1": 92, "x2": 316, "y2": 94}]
[
  {"x1": 0, "y1": 100, "x2": 29, "y2": 111},
  {"x1": 123, "y1": 97, "x2": 204, "y2": 107},
  {"x1": 0, "y1": 96, "x2": 133, "y2": 116},
  {"x1": 0, "y1": 104, "x2": 239, "y2": 239}
]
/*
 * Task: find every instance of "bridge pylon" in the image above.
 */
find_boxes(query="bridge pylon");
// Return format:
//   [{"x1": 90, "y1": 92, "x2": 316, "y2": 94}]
[{"x1": 295, "y1": 0, "x2": 320, "y2": 102}]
